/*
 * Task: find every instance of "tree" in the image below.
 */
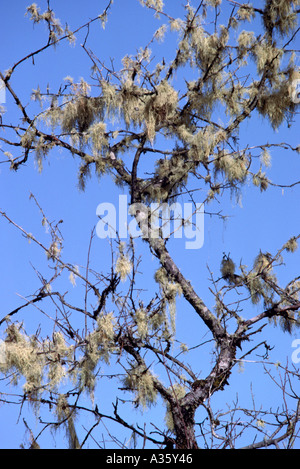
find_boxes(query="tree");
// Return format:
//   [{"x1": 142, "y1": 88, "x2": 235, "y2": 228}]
[{"x1": 0, "y1": 0, "x2": 300, "y2": 449}]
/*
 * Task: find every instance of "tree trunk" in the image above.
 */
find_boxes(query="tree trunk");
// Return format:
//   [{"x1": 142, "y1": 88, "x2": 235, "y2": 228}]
[{"x1": 172, "y1": 405, "x2": 199, "y2": 449}]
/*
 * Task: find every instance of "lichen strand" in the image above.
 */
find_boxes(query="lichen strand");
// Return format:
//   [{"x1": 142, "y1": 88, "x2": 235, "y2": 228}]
[
  {"x1": 164, "y1": 383, "x2": 187, "y2": 431},
  {"x1": 214, "y1": 150, "x2": 248, "y2": 184},
  {"x1": 0, "y1": 324, "x2": 73, "y2": 402},
  {"x1": 154, "y1": 267, "x2": 182, "y2": 334},
  {"x1": 79, "y1": 312, "x2": 117, "y2": 394},
  {"x1": 123, "y1": 366, "x2": 158, "y2": 409},
  {"x1": 257, "y1": 89, "x2": 295, "y2": 130},
  {"x1": 139, "y1": 0, "x2": 164, "y2": 12},
  {"x1": 134, "y1": 308, "x2": 148, "y2": 340},
  {"x1": 144, "y1": 80, "x2": 178, "y2": 143},
  {"x1": 152, "y1": 154, "x2": 190, "y2": 200},
  {"x1": 0, "y1": 314, "x2": 118, "y2": 405},
  {"x1": 263, "y1": 0, "x2": 298, "y2": 37},
  {"x1": 284, "y1": 236, "x2": 298, "y2": 253},
  {"x1": 115, "y1": 253, "x2": 132, "y2": 282}
]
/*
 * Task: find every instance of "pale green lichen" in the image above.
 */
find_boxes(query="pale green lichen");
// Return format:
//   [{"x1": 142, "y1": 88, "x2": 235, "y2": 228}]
[
  {"x1": 123, "y1": 366, "x2": 158, "y2": 409},
  {"x1": 154, "y1": 267, "x2": 182, "y2": 334},
  {"x1": 135, "y1": 308, "x2": 148, "y2": 339},
  {"x1": 115, "y1": 254, "x2": 132, "y2": 282},
  {"x1": 284, "y1": 236, "x2": 298, "y2": 253},
  {"x1": 164, "y1": 383, "x2": 187, "y2": 431}
]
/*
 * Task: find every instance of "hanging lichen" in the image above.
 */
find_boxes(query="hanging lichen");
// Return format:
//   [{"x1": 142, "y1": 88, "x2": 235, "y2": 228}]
[
  {"x1": 214, "y1": 150, "x2": 248, "y2": 184},
  {"x1": 284, "y1": 236, "x2": 298, "y2": 253},
  {"x1": 154, "y1": 267, "x2": 182, "y2": 334},
  {"x1": 164, "y1": 383, "x2": 187, "y2": 432},
  {"x1": 252, "y1": 169, "x2": 269, "y2": 191},
  {"x1": 115, "y1": 253, "x2": 132, "y2": 282},
  {"x1": 123, "y1": 365, "x2": 158, "y2": 409},
  {"x1": 0, "y1": 324, "x2": 74, "y2": 404},
  {"x1": 0, "y1": 324, "x2": 45, "y2": 397},
  {"x1": 220, "y1": 254, "x2": 236, "y2": 284},
  {"x1": 237, "y1": 4, "x2": 255, "y2": 22},
  {"x1": 139, "y1": 0, "x2": 164, "y2": 12},
  {"x1": 144, "y1": 80, "x2": 178, "y2": 143},
  {"x1": 79, "y1": 312, "x2": 117, "y2": 395},
  {"x1": 134, "y1": 308, "x2": 148, "y2": 340},
  {"x1": 88, "y1": 121, "x2": 108, "y2": 155},
  {"x1": 260, "y1": 148, "x2": 272, "y2": 167}
]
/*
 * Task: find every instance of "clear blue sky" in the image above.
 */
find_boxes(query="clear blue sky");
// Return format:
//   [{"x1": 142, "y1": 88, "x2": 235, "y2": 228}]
[{"x1": 0, "y1": 0, "x2": 299, "y2": 448}]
